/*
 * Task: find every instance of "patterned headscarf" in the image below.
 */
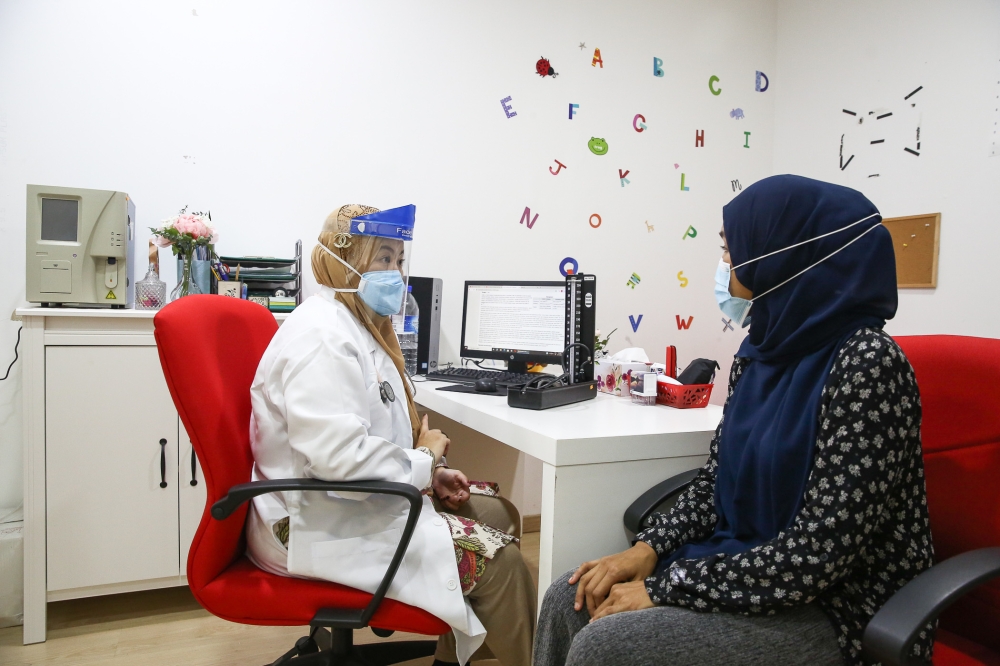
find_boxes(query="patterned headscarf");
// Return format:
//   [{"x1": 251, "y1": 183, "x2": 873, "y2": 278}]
[{"x1": 311, "y1": 204, "x2": 421, "y2": 443}]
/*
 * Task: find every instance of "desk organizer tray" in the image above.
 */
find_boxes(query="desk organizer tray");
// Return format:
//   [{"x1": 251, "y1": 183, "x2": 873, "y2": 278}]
[
  {"x1": 218, "y1": 256, "x2": 296, "y2": 268},
  {"x1": 232, "y1": 271, "x2": 297, "y2": 282},
  {"x1": 656, "y1": 381, "x2": 713, "y2": 409}
]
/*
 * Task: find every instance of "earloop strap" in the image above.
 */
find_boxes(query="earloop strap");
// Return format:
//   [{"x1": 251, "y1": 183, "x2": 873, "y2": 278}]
[
  {"x1": 733, "y1": 213, "x2": 880, "y2": 271},
  {"x1": 317, "y1": 242, "x2": 363, "y2": 292},
  {"x1": 749, "y1": 222, "x2": 882, "y2": 304},
  {"x1": 317, "y1": 241, "x2": 363, "y2": 277}
]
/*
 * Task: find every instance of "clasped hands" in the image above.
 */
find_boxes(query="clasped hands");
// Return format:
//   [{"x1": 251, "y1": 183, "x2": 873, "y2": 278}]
[
  {"x1": 418, "y1": 414, "x2": 471, "y2": 511},
  {"x1": 569, "y1": 541, "x2": 658, "y2": 622}
]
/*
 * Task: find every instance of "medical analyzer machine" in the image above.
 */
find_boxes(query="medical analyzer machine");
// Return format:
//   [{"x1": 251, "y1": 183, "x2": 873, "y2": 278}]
[{"x1": 26, "y1": 185, "x2": 135, "y2": 308}]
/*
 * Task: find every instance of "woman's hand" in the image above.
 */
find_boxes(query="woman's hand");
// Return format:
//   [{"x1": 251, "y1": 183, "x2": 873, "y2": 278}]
[
  {"x1": 570, "y1": 542, "x2": 658, "y2": 615},
  {"x1": 433, "y1": 468, "x2": 471, "y2": 511},
  {"x1": 417, "y1": 414, "x2": 450, "y2": 462},
  {"x1": 590, "y1": 581, "x2": 654, "y2": 622}
]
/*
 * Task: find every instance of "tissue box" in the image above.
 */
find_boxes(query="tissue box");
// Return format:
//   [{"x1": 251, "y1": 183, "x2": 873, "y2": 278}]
[{"x1": 595, "y1": 361, "x2": 650, "y2": 396}]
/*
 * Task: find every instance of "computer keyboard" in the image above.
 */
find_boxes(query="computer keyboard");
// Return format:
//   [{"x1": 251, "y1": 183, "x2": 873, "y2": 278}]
[{"x1": 425, "y1": 367, "x2": 553, "y2": 387}]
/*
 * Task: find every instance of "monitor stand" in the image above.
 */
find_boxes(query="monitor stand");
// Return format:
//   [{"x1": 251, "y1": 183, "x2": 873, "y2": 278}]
[{"x1": 507, "y1": 360, "x2": 530, "y2": 374}]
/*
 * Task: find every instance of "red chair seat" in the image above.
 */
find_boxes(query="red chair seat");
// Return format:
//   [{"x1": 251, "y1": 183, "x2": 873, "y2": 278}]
[
  {"x1": 199, "y1": 556, "x2": 450, "y2": 635},
  {"x1": 934, "y1": 630, "x2": 1000, "y2": 666}
]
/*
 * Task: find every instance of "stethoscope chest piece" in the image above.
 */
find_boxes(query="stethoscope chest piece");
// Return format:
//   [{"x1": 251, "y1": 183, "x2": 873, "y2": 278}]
[{"x1": 379, "y1": 380, "x2": 395, "y2": 404}]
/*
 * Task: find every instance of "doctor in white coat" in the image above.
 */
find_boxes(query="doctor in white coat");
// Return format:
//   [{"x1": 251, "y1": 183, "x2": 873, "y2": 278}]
[{"x1": 246, "y1": 204, "x2": 536, "y2": 666}]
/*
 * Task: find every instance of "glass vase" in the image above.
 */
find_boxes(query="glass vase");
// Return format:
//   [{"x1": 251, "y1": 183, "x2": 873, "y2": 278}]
[
  {"x1": 170, "y1": 252, "x2": 205, "y2": 301},
  {"x1": 135, "y1": 263, "x2": 167, "y2": 310}
]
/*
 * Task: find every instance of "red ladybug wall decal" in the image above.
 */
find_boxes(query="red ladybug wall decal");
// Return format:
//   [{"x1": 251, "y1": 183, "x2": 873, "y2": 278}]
[{"x1": 535, "y1": 56, "x2": 558, "y2": 78}]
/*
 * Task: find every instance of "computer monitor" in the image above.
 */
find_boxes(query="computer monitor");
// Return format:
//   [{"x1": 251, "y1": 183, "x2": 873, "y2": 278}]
[{"x1": 460, "y1": 280, "x2": 566, "y2": 373}]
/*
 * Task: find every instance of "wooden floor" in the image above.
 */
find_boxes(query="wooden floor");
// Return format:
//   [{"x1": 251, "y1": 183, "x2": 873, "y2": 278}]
[{"x1": 0, "y1": 533, "x2": 539, "y2": 666}]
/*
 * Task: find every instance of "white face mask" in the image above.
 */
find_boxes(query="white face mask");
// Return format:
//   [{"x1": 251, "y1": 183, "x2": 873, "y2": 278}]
[{"x1": 715, "y1": 213, "x2": 882, "y2": 325}]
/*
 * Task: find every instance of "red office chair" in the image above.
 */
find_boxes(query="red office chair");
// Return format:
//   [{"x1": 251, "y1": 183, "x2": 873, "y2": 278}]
[
  {"x1": 862, "y1": 336, "x2": 1000, "y2": 666},
  {"x1": 154, "y1": 296, "x2": 449, "y2": 666},
  {"x1": 623, "y1": 335, "x2": 1000, "y2": 666}
]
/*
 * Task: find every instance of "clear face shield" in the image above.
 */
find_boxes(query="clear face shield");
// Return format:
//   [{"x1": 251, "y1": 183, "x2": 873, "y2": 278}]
[{"x1": 319, "y1": 205, "x2": 415, "y2": 322}]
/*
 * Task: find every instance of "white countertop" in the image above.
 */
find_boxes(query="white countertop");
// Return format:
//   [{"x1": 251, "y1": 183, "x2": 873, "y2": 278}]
[
  {"x1": 16, "y1": 304, "x2": 290, "y2": 321},
  {"x1": 414, "y1": 379, "x2": 722, "y2": 467}
]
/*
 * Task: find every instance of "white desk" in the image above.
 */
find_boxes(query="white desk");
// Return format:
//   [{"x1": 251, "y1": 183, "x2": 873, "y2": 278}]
[{"x1": 414, "y1": 383, "x2": 722, "y2": 605}]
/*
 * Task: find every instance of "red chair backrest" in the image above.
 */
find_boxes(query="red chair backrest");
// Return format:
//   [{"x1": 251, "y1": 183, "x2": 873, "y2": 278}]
[
  {"x1": 154, "y1": 296, "x2": 278, "y2": 595},
  {"x1": 894, "y1": 335, "x2": 1000, "y2": 652}
]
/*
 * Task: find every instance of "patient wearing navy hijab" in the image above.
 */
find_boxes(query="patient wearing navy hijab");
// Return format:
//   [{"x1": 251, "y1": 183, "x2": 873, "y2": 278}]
[{"x1": 533, "y1": 176, "x2": 935, "y2": 666}]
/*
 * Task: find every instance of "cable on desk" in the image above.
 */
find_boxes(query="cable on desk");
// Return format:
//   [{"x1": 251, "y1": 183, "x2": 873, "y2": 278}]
[{"x1": 0, "y1": 326, "x2": 21, "y2": 381}]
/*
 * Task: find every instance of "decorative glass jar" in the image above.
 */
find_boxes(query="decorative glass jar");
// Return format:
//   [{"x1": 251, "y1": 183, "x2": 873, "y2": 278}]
[{"x1": 135, "y1": 264, "x2": 167, "y2": 310}]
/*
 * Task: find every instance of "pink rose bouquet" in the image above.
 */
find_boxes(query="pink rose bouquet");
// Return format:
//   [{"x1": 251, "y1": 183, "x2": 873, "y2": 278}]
[{"x1": 150, "y1": 206, "x2": 219, "y2": 256}]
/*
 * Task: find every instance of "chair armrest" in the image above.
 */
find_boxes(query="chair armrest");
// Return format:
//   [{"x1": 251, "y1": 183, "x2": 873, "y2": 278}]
[
  {"x1": 862, "y1": 547, "x2": 1000, "y2": 666},
  {"x1": 212, "y1": 478, "x2": 424, "y2": 629},
  {"x1": 623, "y1": 469, "x2": 699, "y2": 535}
]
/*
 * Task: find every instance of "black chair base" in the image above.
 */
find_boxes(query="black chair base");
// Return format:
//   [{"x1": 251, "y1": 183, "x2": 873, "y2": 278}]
[{"x1": 270, "y1": 626, "x2": 438, "y2": 666}]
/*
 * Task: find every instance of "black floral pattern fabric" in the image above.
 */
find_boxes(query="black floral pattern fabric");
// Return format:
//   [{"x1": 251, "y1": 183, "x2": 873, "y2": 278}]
[{"x1": 635, "y1": 328, "x2": 934, "y2": 665}]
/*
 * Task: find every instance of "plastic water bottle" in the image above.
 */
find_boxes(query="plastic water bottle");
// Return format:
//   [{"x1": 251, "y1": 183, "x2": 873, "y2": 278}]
[
  {"x1": 398, "y1": 285, "x2": 419, "y2": 376},
  {"x1": 403, "y1": 285, "x2": 419, "y2": 335}
]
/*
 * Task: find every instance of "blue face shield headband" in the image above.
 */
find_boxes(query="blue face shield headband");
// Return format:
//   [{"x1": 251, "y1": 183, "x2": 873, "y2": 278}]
[
  {"x1": 715, "y1": 212, "x2": 882, "y2": 328},
  {"x1": 318, "y1": 243, "x2": 406, "y2": 317}
]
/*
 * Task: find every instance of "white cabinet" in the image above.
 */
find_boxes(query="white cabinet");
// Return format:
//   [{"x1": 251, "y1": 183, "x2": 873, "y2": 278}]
[
  {"x1": 178, "y1": 421, "x2": 206, "y2": 570},
  {"x1": 19, "y1": 308, "x2": 284, "y2": 644},
  {"x1": 46, "y1": 346, "x2": 181, "y2": 592}
]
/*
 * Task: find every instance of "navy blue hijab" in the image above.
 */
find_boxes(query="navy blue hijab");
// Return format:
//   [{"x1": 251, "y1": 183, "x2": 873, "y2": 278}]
[{"x1": 661, "y1": 175, "x2": 897, "y2": 570}]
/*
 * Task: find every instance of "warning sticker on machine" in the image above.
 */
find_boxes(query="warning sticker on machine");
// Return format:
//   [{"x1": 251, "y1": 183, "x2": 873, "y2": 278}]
[{"x1": 106, "y1": 290, "x2": 116, "y2": 300}]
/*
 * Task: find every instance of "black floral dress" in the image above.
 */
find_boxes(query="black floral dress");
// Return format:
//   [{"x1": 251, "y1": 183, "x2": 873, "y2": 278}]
[{"x1": 635, "y1": 328, "x2": 935, "y2": 665}]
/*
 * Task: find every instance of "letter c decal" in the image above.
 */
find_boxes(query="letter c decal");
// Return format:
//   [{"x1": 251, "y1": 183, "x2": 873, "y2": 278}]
[
  {"x1": 633, "y1": 114, "x2": 646, "y2": 132},
  {"x1": 708, "y1": 75, "x2": 721, "y2": 96}
]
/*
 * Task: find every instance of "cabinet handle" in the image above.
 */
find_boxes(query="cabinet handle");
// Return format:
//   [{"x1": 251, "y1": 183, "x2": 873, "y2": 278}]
[
  {"x1": 190, "y1": 450, "x2": 198, "y2": 486},
  {"x1": 159, "y1": 438, "x2": 168, "y2": 488}
]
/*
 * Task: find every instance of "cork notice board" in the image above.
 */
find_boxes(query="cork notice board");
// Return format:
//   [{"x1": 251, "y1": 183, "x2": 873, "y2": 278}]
[{"x1": 881, "y1": 213, "x2": 941, "y2": 288}]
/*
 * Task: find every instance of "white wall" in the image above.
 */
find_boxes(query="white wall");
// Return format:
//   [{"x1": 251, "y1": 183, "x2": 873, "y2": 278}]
[
  {"x1": 772, "y1": 0, "x2": 1000, "y2": 339},
  {"x1": 3, "y1": 0, "x2": 994, "y2": 537},
  {"x1": 0, "y1": 0, "x2": 779, "y2": 517}
]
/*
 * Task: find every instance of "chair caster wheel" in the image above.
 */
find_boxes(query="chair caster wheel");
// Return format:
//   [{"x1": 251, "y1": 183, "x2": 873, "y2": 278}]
[{"x1": 295, "y1": 635, "x2": 320, "y2": 655}]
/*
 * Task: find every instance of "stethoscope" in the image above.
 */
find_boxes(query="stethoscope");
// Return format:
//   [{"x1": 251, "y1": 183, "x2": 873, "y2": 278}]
[
  {"x1": 379, "y1": 379, "x2": 395, "y2": 404},
  {"x1": 371, "y1": 350, "x2": 396, "y2": 405}
]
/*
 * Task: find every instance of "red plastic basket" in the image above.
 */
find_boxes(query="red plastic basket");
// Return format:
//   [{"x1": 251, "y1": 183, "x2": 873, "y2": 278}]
[{"x1": 656, "y1": 380, "x2": 713, "y2": 409}]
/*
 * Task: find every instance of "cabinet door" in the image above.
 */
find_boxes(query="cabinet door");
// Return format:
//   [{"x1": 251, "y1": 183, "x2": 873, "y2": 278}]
[
  {"x1": 178, "y1": 420, "x2": 207, "y2": 574},
  {"x1": 46, "y1": 346, "x2": 180, "y2": 591}
]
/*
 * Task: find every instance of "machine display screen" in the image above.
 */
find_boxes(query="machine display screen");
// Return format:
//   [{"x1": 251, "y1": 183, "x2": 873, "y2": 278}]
[{"x1": 41, "y1": 198, "x2": 78, "y2": 242}]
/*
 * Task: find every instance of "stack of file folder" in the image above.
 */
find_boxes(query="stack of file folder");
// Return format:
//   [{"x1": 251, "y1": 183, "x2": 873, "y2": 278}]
[{"x1": 219, "y1": 240, "x2": 302, "y2": 314}]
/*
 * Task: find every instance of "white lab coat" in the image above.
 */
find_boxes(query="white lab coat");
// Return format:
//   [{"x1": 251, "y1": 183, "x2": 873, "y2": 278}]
[{"x1": 245, "y1": 287, "x2": 485, "y2": 664}]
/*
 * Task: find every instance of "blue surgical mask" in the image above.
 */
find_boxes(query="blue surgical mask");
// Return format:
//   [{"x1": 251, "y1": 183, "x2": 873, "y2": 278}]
[
  {"x1": 318, "y1": 243, "x2": 407, "y2": 316},
  {"x1": 715, "y1": 212, "x2": 884, "y2": 329},
  {"x1": 715, "y1": 260, "x2": 752, "y2": 328}
]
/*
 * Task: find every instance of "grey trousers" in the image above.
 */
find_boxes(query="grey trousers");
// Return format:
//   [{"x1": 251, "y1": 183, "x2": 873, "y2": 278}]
[{"x1": 533, "y1": 570, "x2": 843, "y2": 666}]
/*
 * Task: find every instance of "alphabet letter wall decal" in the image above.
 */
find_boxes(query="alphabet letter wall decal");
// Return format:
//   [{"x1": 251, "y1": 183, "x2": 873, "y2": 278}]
[
  {"x1": 500, "y1": 96, "x2": 516, "y2": 118},
  {"x1": 519, "y1": 207, "x2": 538, "y2": 229}
]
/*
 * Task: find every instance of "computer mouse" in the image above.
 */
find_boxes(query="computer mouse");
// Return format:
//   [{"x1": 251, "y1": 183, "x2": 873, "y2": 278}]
[{"x1": 475, "y1": 378, "x2": 498, "y2": 393}]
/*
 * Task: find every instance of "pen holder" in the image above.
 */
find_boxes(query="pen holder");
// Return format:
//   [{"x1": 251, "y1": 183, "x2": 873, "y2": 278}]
[
  {"x1": 218, "y1": 281, "x2": 242, "y2": 298},
  {"x1": 656, "y1": 381, "x2": 713, "y2": 409}
]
